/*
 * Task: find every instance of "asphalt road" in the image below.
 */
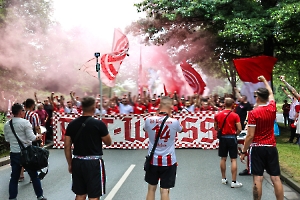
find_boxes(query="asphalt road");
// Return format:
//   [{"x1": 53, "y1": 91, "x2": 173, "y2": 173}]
[{"x1": 0, "y1": 148, "x2": 294, "y2": 200}]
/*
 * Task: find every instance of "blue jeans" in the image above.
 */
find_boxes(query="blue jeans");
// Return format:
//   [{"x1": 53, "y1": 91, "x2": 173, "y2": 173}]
[{"x1": 9, "y1": 152, "x2": 43, "y2": 199}]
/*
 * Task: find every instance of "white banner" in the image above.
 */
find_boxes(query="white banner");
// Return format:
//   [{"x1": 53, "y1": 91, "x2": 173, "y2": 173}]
[{"x1": 53, "y1": 112, "x2": 219, "y2": 149}]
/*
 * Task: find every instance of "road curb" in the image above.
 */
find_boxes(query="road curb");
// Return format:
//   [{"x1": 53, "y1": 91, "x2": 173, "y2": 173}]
[
  {"x1": 281, "y1": 171, "x2": 300, "y2": 194},
  {"x1": 0, "y1": 142, "x2": 54, "y2": 167}
]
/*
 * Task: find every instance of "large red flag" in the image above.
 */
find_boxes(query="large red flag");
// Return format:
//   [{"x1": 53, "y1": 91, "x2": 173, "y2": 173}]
[
  {"x1": 80, "y1": 29, "x2": 129, "y2": 87},
  {"x1": 233, "y1": 55, "x2": 277, "y2": 104},
  {"x1": 180, "y1": 61, "x2": 206, "y2": 95}
]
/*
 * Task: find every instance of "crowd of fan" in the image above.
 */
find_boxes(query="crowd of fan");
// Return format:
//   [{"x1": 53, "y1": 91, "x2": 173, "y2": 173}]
[
  {"x1": 33, "y1": 90, "x2": 238, "y2": 117},
  {"x1": 2, "y1": 75, "x2": 299, "y2": 146}
]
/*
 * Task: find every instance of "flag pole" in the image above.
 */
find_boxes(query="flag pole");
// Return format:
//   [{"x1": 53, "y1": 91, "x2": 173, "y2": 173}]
[{"x1": 95, "y1": 52, "x2": 102, "y2": 120}]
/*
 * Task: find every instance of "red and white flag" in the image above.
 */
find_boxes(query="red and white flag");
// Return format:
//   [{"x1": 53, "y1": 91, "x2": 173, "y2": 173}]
[
  {"x1": 233, "y1": 55, "x2": 277, "y2": 104},
  {"x1": 180, "y1": 60, "x2": 206, "y2": 95},
  {"x1": 80, "y1": 29, "x2": 129, "y2": 87}
]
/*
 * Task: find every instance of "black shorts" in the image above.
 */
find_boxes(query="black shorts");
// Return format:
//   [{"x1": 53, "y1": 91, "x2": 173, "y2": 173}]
[
  {"x1": 249, "y1": 146, "x2": 281, "y2": 176},
  {"x1": 72, "y1": 158, "x2": 106, "y2": 198},
  {"x1": 145, "y1": 163, "x2": 177, "y2": 189},
  {"x1": 218, "y1": 137, "x2": 238, "y2": 158}
]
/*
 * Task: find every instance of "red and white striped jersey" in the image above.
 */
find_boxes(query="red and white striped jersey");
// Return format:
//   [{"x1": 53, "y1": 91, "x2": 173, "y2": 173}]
[
  {"x1": 144, "y1": 115, "x2": 182, "y2": 166},
  {"x1": 24, "y1": 111, "x2": 41, "y2": 129}
]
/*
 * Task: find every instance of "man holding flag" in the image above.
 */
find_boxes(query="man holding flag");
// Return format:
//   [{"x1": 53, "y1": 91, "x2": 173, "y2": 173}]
[{"x1": 240, "y1": 75, "x2": 283, "y2": 200}]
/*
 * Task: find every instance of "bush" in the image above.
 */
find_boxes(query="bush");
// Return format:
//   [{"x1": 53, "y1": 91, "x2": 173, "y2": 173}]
[{"x1": 0, "y1": 114, "x2": 10, "y2": 154}]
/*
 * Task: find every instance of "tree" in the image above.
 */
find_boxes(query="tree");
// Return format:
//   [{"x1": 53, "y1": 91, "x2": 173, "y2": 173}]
[{"x1": 130, "y1": 0, "x2": 300, "y2": 94}]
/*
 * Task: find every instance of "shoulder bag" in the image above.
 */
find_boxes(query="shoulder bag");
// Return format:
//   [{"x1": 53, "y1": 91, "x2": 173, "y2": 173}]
[
  {"x1": 9, "y1": 120, "x2": 50, "y2": 173},
  {"x1": 217, "y1": 111, "x2": 232, "y2": 139},
  {"x1": 144, "y1": 115, "x2": 169, "y2": 171},
  {"x1": 73, "y1": 116, "x2": 93, "y2": 144}
]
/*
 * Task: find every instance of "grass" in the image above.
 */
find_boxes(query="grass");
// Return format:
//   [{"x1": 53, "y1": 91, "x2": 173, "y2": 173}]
[{"x1": 276, "y1": 122, "x2": 300, "y2": 183}]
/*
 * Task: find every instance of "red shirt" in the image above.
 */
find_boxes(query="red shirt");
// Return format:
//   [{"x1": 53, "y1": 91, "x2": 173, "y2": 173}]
[
  {"x1": 214, "y1": 109, "x2": 240, "y2": 135},
  {"x1": 172, "y1": 105, "x2": 179, "y2": 113},
  {"x1": 53, "y1": 103, "x2": 65, "y2": 114},
  {"x1": 200, "y1": 106, "x2": 215, "y2": 111},
  {"x1": 107, "y1": 106, "x2": 120, "y2": 115},
  {"x1": 148, "y1": 103, "x2": 159, "y2": 113},
  {"x1": 35, "y1": 109, "x2": 48, "y2": 126},
  {"x1": 248, "y1": 100, "x2": 276, "y2": 146},
  {"x1": 133, "y1": 103, "x2": 146, "y2": 114}
]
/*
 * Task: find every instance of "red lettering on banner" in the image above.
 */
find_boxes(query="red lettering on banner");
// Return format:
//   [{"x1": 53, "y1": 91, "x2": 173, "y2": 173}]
[
  {"x1": 58, "y1": 118, "x2": 73, "y2": 142},
  {"x1": 200, "y1": 117, "x2": 217, "y2": 143},
  {"x1": 181, "y1": 117, "x2": 198, "y2": 143},
  {"x1": 135, "y1": 121, "x2": 147, "y2": 142},
  {"x1": 114, "y1": 128, "x2": 121, "y2": 135},
  {"x1": 122, "y1": 117, "x2": 135, "y2": 142}
]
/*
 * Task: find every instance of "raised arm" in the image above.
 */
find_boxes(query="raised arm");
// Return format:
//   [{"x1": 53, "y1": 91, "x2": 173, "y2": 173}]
[
  {"x1": 281, "y1": 86, "x2": 292, "y2": 99},
  {"x1": 34, "y1": 92, "x2": 39, "y2": 103},
  {"x1": 234, "y1": 87, "x2": 243, "y2": 101},
  {"x1": 280, "y1": 76, "x2": 300, "y2": 100},
  {"x1": 258, "y1": 75, "x2": 274, "y2": 101},
  {"x1": 50, "y1": 92, "x2": 55, "y2": 105}
]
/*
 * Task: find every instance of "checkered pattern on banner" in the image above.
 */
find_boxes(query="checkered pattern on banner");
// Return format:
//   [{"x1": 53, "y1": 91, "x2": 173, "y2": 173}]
[{"x1": 52, "y1": 112, "x2": 220, "y2": 149}]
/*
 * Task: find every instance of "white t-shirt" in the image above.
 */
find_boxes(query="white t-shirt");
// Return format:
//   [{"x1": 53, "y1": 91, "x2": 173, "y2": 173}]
[
  {"x1": 182, "y1": 104, "x2": 195, "y2": 113},
  {"x1": 144, "y1": 115, "x2": 182, "y2": 166},
  {"x1": 4, "y1": 118, "x2": 37, "y2": 153},
  {"x1": 64, "y1": 107, "x2": 78, "y2": 114},
  {"x1": 95, "y1": 108, "x2": 107, "y2": 115},
  {"x1": 289, "y1": 98, "x2": 299, "y2": 120},
  {"x1": 119, "y1": 103, "x2": 133, "y2": 114}
]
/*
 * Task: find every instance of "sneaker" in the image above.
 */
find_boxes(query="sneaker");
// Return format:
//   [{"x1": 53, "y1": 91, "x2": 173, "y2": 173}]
[
  {"x1": 221, "y1": 178, "x2": 228, "y2": 184},
  {"x1": 37, "y1": 196, "x2": 47, "y2": 200},
  {"x1": 239, "y1": 169, "x2": 250, "y2": 176},
  {"x1": 231, "y1": 181, "x2": 243, "y2": 188}
]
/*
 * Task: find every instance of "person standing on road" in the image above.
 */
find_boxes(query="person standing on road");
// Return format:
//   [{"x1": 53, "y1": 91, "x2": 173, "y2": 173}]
[
  {"x1": 280, "y1": 76, "x2": 300, "y2": 144},
  {"x1": 214, "y1": 98, "x2": 243, "y2": 188},
  {"x1": 234, "y1": 87, "x2": 253, "y2": 130},
  {"x1": 143, "y1": 96, "x2": 184, "y2": 200},
  {"x1": 4, "y1": 103, "x2": 46, "y2": 200},
  {"x1": 240, "y1": 75, "x2": 284, "y2": 200},
  {"x1": 64, "y1": 96, "x2": 112, "y2": 200},
  {"x1": 281, "y1": 100, "x2": 290, "y2": 127}
]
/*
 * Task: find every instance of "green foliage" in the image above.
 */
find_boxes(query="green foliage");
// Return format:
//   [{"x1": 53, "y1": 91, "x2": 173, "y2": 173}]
[
  {"x1": 4, "y1": 0, "x2": 54, "y2": 32},
  {"x1": 132, "y1": 0, "x2": 300, "y2": 94},
  {"x1": 0, "y1": 120, "x2": 10, "y2": 155},
  {"x1": 134, "y1": 0, "x2": 300, "y2": 59}
]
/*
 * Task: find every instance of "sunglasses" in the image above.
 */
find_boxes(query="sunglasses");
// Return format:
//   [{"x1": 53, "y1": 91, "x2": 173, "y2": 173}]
[{"x1": 254, "y1": 95, "x2": 257, "y2": 98}]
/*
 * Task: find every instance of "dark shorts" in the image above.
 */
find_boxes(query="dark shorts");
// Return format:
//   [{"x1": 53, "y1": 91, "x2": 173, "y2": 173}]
[
  {"x1": 249, "y1": 146, "x2": 281, "y2": 176},
  {"x1": 145, "y1": 163, "x2": 177, "y2": 189},
  {"x1": 218, "y1": 137, "x2": 238, "y2": 158},
  {"x1": 72, "y1": 158, "x2": 106, "y2": 198}
]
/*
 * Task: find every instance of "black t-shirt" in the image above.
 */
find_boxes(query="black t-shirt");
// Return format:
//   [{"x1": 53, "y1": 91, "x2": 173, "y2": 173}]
[
  {"x1": 43, "y1": 104, "x2": 53, "y2": 118},
  {"x1": 235, "y1": 102, "x2": 252, "y2": 121},
  {"x1": 65, "y1": 116, "x2": 109, "y2": 156}
]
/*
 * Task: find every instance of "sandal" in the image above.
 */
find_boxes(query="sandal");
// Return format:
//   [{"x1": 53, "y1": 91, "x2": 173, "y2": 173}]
[{"x1": 18, "y1": 176, "x2": 24, "y2": 182}]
